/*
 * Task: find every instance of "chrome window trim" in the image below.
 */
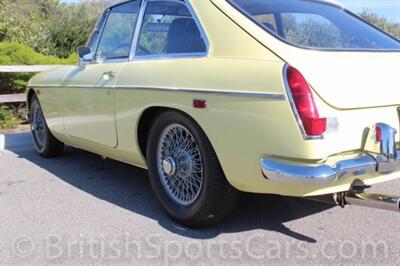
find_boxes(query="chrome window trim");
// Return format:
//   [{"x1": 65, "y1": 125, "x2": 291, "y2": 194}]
[
  {"x1": 93, "y1": 6, "x2": 113, "y2": 62},
  {"x1": 129, "y1": 0, "x2": 148, "y2": 61},
  {"x1": 85, "y1": 9, "x2": 111, "y2": 65},
  {"x1": 92, "y1": 0, "x2": 141, "y2": 64},
  {"x1": 131, "y1": 52, "x2": 207, "y2": 61},
  {"x1": 182, "y1": 0, "x2": 210, "y2": 54},
  {"x1": 86, "y1": 9, "x2": 109, "y2": 54},
  {"x1": 95, "y1": 58, "x2": 130, "y2": 64},
  {"x1": 129, "y1": 0, "x2": 210, "y2": 60},
  {"x1": 84, "y1": 0, "x2": 210, "y2": 65},
  {"x1": 106, "y1": 0, "x2": 134, "y2": 9},
  {"x1": 282, "y1": 64, "x2": 324, "y2": 140},
  {"x1": 28, "y1": 84, "x2": 285, "y2": 100}
]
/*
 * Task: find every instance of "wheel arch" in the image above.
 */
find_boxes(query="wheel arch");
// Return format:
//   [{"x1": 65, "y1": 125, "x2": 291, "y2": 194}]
[
  {"x1": 26, "y1": 88, "x2": 37, "y2": 118},
  {"x1": 136, "y1": 106, "x2": 214, "y2": 161},
  {"x1": 27, "y1": 88, "x2": 37, "y2": 107}
]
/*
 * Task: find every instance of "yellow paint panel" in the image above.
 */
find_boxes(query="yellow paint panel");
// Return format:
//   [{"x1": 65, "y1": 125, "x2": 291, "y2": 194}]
[{"x1": 28, "y1": 0, "x2": 400, "y2": 197}]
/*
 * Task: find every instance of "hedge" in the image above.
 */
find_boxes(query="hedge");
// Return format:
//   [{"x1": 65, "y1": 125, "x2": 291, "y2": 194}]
[{"x1": 0, "y1": 42, "x2": 77, "y2": 93}]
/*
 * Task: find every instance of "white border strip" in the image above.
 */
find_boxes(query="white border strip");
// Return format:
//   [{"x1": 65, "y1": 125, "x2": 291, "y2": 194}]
[
  {"x1": 0, "y1": 65, "x2": 70, "y2": 73},
  {"x1": 0, "y1": 134, "x2": 5, "y2": 151}
]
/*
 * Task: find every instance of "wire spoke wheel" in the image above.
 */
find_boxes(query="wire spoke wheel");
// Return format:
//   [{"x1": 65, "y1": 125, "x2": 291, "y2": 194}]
[
  {"x1": 29, "y1": 95, "x2": 64, "y2": 158},
  {"x1": 147, "y1": 111, "x2": 240, "y2": 227},
  {"x1": 31, "y1": 103, "x2": 46, "y2": 150},
  {"x1": 157, "y1": 124, "x2": 204, "y2": 206}
]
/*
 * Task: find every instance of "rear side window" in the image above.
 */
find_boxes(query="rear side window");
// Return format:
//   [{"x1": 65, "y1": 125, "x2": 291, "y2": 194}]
[
  {"x1": 230, "y1": 0, "x2": 400, "y2": 50},
  {"x1": 96, "y1": 1, "x2": 141, "y2": 60},
  {"x1": 136, "y1": 1, "x2": 207, "y2": 56},
  {"x1": 281, "y1": 13, "x2": 343, "y2": 48}
]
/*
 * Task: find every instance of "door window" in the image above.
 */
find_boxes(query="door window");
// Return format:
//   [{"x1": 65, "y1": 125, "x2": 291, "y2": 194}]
[
  {"x1": 136, "y1": 1, "x2": 207, "y2": 56},
  {"x1": 96, "y1": 1, "x2": 141, "y2": 60},
  {"x1": 87, "y1": 11, "x2": 108, "y2": 54}
]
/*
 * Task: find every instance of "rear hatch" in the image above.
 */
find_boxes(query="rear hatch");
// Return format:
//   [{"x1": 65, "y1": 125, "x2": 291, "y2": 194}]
[
  {"x1": 287, "y1": 51, "x2": 400, "y2": 110},
  {"x1": 217, "y1": 0, "x2": 400, "y2": 110}
]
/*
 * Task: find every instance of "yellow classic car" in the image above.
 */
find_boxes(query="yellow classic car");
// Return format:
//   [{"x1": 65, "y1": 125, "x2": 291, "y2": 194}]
[{"x1": 27, "y1": 0, "x2": 400, "y2": 227}]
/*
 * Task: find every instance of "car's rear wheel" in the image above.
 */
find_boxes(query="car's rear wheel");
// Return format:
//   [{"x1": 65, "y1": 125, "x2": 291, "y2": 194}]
[
  {"x1": 146, "y1": 111, "x2": 240, "y2": 227},
  {"x1": 30, "y1": 95, "x2": 64, "y2": 157}
]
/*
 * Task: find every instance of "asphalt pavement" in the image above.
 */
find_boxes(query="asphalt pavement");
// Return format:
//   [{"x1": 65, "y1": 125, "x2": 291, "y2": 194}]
[{"x1": 1, "y1": 132, "x2": 399, "y2": 265}]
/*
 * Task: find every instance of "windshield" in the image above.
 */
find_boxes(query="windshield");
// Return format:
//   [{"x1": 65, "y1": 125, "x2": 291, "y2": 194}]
[{"x1": 229, "y1": 0, "x2": 400, "y2": 50}]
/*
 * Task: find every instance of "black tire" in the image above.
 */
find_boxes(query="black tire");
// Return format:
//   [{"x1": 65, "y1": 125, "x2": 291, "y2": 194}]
[
  {"x1": 30, "y1": 95, "x2": 64, "y2": 158},
  {"x1": 146, "y1": 111, "x2": 240, "y2": 227}
]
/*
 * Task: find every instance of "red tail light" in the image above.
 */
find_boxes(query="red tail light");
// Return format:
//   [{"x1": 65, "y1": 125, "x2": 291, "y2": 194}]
[
  {"x1": 375, "y1": 126, "x2": 382, "y2": 142},
  {"x1": 286, "y1": 66, "x2": 326, "y2": 137}
]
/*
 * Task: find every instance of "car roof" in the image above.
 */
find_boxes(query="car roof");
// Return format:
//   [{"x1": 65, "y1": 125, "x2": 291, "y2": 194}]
[
  {"x1": 320, "y1": 0, "x2": 344, "y2": 9},
  {"x1": 106, "y1": 0, "x2": 186, "y2": 9},
  {"x1": 106, "y1": 0, "x2": 344, "y2": 11},
  {"x1": 106, "y1": 0, "x2": 130, "y2": 9}
]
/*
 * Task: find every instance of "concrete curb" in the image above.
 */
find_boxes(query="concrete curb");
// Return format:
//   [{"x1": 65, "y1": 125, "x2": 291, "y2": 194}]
[{"x1": 0, "y1": 134, "x2": 4, "y2": 151}]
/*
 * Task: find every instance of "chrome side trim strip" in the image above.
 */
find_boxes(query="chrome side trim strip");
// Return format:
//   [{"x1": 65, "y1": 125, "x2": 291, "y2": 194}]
[
  {"x1": 115, "y1": 85, "x2": 285, "y2": 99},
  {"x1": 29, "y1": 85, "x2": 286, "y2": 100}
]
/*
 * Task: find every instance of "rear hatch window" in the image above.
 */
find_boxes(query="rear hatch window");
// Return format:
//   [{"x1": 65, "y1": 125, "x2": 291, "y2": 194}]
[{"x1": 229, "y1": 0, "x2": 400, "y2": 51}]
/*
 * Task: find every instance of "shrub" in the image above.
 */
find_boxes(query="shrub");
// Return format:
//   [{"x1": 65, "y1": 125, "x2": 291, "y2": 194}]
[
  {"x1": 0, "y1": 0, "x2": 107, "y2": 58},
  {"x1": 45, "y1": 2, "x2": 106, "y2": 58},
  {"x1": 0, "y1": 105, "x2": 20, "y2": 129},
  {"x1": 0, "y1": 42, "x2": 77, "y2": 93}
]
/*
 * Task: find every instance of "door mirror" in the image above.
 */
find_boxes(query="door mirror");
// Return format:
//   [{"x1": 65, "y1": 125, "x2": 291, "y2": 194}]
[{"x1": 77, "y1": 46, "x2": 93, "y2": 68}]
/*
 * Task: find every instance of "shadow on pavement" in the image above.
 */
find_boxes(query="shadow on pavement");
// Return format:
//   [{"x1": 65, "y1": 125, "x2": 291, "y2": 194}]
[{"x1": 5, "y1": 132, "x2": 335, "y2": 243}]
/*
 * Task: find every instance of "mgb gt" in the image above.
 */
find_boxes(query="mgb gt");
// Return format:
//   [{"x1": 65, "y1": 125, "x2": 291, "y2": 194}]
[{"x1": 27, "y1": 0, "x2": 400, "y2": 227}]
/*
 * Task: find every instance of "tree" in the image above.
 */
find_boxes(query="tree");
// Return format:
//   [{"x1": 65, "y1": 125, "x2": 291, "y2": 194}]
[
  {"x1": 0, "y1": 0, "x2": 108, "y2": 58},
  {"x1": 45, "y1": 2, "x2": 103, "y2": 58},
  {"x1": 359, "y1": 10, "x2": 400, "y2": 39}
]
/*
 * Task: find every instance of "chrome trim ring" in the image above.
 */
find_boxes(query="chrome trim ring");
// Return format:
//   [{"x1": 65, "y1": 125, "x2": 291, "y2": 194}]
[
  {"x1": 157, "y1": 124, "x2": 203, "y2": 206},
  {"x1": 31, "y1": 103, "x2": 46, "y2": 150}
]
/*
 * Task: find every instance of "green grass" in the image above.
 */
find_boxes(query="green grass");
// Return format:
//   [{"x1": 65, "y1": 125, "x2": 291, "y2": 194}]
[{"x1": 0, "y1": 105, "x2": 21, "y2": 130}]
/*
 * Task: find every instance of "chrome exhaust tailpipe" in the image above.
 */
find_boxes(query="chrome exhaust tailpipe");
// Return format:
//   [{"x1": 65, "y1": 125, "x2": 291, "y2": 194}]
[
  {"x1": 344, "y1": 192, "x2": 400, "y2": 212},
  {"x1": 333, "y1": 180, "x2": 400, "y2": 212}
]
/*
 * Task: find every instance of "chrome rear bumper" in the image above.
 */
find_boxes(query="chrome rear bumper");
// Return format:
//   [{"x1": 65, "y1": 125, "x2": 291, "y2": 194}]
[{"x1": 261, "y1": 123, "x2": 400, "y2": 186}]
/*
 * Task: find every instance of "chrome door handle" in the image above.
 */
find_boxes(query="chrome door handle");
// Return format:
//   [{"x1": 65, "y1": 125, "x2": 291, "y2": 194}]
[{"x1": 102, "y1": 71, "x2": 116, "y2": 81}]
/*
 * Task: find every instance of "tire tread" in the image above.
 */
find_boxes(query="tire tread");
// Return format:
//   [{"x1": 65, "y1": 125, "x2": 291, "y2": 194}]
[
  {"x1": 30, "y1": 95, "x2": 64, "y2": 158},
  {"x1": 147, "y1": 111, "x2": 240, "y2": 227}
]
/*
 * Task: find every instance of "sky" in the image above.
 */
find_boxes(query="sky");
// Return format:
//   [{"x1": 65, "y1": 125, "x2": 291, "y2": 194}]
[
  {"x1": 341, "y1": 0, "x2": 400, "y2": 22},
  {"x1": 59, "y1": 0, "x2": 400, "y2": 23}
]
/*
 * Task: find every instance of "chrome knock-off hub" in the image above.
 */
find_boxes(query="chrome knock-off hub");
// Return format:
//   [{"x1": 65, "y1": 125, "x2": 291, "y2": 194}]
[{"x1": 162, "y1": 156, "x2": 177, "y2": 176}]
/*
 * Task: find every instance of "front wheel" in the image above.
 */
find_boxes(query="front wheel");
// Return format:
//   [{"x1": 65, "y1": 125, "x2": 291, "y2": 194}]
[
  {"x1": 30, "y1": 95, "x2": 64, "y2": 158},
  {"x1": 147, "y1": 111, "x2": 240, "y2": 227}
]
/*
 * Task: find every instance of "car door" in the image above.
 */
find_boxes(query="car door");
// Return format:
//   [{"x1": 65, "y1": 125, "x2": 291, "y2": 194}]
[
  {"x1": 113, "y1": 0, "x2": 208, "y2": 162},
  {"x1": 62, "y1": 0, "x2": 141, "y2": 147}
]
